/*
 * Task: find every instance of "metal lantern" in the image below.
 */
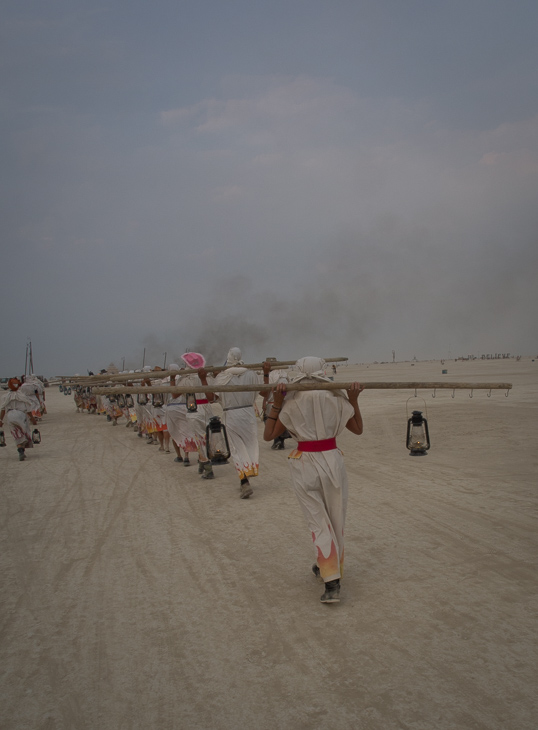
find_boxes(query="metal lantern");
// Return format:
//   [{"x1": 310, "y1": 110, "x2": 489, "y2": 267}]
[
  {"x1": 59, "y1": 384, "x2": 63, "y2": 392},
  {"x1": 0, "y1": 430, "x2": 5, "y2": 447},
  {"x1": 117, "y1": 394, "x2": 126, "y2": 408},
  {"x1": 32, "y1": 429, "x2": 41, "y2": 444},
  {"x1": 137, "y1": 393, "x2": 148, "y2": 405},
  {"x1": 64, "y1": 387, "x2": 69, "y2": 395},
  {"x1": 406, "y1": 410, "x2": 431, "y2": 456},
  {"x1": 205, "y1": 416, "x2": 231, "y2": 462},
  {"x1": 186, "y1": 393, "x2": 198, "y2": 412},
  {"x1": 108, "y1": 394, "x2": 117, "y2": 404},
  {"x1": 125, "y1": 394, "x2": 134, "y2": 408},
  {"x1": 152, "y1": 392, "x2": 164, "y2": 408}
]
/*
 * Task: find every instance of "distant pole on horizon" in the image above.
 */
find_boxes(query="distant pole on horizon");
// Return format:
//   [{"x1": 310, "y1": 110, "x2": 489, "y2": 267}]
[
  {"x1": 122, "y1": 357, "x2": 125, "y2": 371},
  {"x1": 392, "y1": 350, "x2": 396, "y2": 363},
  {"x1": 163, "y1": 352, "x2": 167, "y2": 369},
  {"x1": 142, "y1": 348, "x2": 146, "y2": 368}
]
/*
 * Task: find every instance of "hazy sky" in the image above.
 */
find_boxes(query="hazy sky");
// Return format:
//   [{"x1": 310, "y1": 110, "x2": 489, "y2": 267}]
[{"x1": 2, "y1": 0, "x2": 537, "y2": 375}]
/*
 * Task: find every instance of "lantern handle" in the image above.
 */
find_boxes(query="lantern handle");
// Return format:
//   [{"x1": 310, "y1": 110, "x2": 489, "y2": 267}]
[
  {"x1": 414, "y1": 388, "x2": 418, "y2": 398},
  {"x1": 487, "y1": 389, "x2": 492, "y2": 398},
  {"x1": 505, "y1": 388, "x2": 510, "y2": 397},
  {"x1": 432, "y1": 388, "x2": 436, "y2": 398},
  {"x1": 469, "y1": 389, "x2": 473, "y2": 398},
  {"x1": 451, "y1": 389, "x2": 456, "y2": 399}
]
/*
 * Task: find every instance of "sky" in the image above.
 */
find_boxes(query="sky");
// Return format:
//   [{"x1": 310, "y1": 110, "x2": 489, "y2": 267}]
[{"x1": 1, "y1": 0, "x2": 537, "y2": 375}]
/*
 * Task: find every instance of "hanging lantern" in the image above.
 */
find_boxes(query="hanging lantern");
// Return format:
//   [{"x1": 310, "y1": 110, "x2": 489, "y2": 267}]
[
  {"x1": 117, "y1": 394, "x2": 126, "y2": 408},
  {"x1": 125, "y1": 394, "x2": 134, "y2": 408},
  {"x1": 137, "y1": 393, "x2": 148, "y2": 405},
  {"x1": 152, "y1": 392, "x2": 164, "y2": 408},
  {"x1": 108, "y1": 394, "x2": 117, "y2": 404},
  {"x1": 406, "y1": 410, "x2": 431, "y2": 456},
  {"x1": 32, "y1": 429, "x2": 41, "y2": 444},
  {"x1": 186, "y1": 393, "x2": 198, "y2": 412},
  {"x1": 63, "y1": 387, "x2": 69, "y2": 396},
  {"x1": 0, "y1": 430, "x2": 6, "y2": 447},
  {"x1": 206, "y1": 416, "x2": 231, "y2": 462}
]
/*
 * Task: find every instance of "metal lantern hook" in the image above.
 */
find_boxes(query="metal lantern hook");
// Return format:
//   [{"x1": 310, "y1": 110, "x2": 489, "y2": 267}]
[
  {"x1": 469, "y1": 389, "x2": 474, "y2": 398},
  {"x1": 505, "y1": 388, "x2": 510, "y2": 397},
  {"x1": 432, "y1": 388, "x2": 436, "y2": 398},
  {"x1": 452, "y1": 389, "x2": 456, "y2": 399},
  {"x1": 487, "y1": 389, "x2": 492, "y2": 398}
]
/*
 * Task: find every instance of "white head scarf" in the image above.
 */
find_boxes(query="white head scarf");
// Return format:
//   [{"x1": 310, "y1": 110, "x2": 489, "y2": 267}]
[
  {"x1": 168, "y1": 363, "x2": 181, "y2": 372},
  {"x1": 292, "y1": 357, "x2": 329, "y2": 382},
  {"x1": 226, "y1": 347, "x2": 243, "y2": 366}
]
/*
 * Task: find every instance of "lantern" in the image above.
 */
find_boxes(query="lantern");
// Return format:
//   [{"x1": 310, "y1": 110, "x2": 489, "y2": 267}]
[
  {"x1": 0, "y1": 430, "x2": 6, "y2": 447},
  {"x1": 186, "y1": 393, "x2": 198, "y2": 412},
  {"x1": 117, "y1": 394, "x2": 126, "y2": 408},
  {"x1": 108, "y1": 394, "x2": 117, "y2": 404},
  {"x1": 137, "y1": 393, "x2": 148, "y2": 405},
  {"x1": 125, "y1": 394, "x2": 134, "y2": 408},
  {"x1": 152, "y1": 392, "x2": 164, "y2": 408},
  {"x1": 32, "y1": 429, "x2": 41, "y2": 444},
  {"x1": 406, "y1": 410, "x2": 431, "y2": 456},
  {"x1": 206, "y1": 416, "x2": 231, "y2": 462},
  {"x1": 63, "y1": 387, "x2": 69, "y2": 396}
]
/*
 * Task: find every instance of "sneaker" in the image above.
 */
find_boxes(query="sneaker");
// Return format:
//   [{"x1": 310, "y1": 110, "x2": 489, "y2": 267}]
[
  {"x1": 201, "y1": 463, "x2": 215, "y2": 480},
  {"x1": 240, "y1": 481, "x2": 253, "y2": 499},
  {"x1": 312, "y1": 564, "x2": 323, "y2": 582},
  {"x1": 174, "y1": 456, "x2": 183, "y2": 463},
  {"x1": 198, "y1": 460, "x2": 204, "y2": 474},
  {"x1": 184, "y1": 458, "x2": 191, "y2": 467},
  {"x1": 320, "y1": 579, "x2": 340, "y2": 603},
  {"x1": 18, "y1": 448, "x2": 26, "y2": 462}
]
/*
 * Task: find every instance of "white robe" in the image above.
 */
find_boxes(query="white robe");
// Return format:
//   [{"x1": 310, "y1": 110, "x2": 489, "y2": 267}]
[
  {"x1": 214, "y1": 368, "x2": 261, "y2": 479},
  {"x1": 279, "y1": 386, "x2": 354, "y2": 582}
]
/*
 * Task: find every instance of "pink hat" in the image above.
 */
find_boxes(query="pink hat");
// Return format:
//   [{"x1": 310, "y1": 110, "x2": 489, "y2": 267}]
[{"x1": 181, "y1": 352, "x2": 206, "y2": 369}]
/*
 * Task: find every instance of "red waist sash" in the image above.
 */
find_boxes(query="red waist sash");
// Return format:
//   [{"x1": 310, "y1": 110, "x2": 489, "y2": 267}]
[
  {"x1": 196, "y1": 398, "x2": 209, "y2": 405},
  {"x1": 297, "y1": 437, "x2": 337, "y2": 452}
]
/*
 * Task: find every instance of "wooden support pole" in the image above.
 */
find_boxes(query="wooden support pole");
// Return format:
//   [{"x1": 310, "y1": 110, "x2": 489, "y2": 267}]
[
  {"x1": 60, "y1": 357, "x2": 349, "y2": 384},
  {"x1": 91, "y1": 382, "x2": 512, "y2": 396}
]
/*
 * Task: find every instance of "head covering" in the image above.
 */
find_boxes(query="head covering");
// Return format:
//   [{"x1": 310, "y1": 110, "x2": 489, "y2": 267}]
[
  {"x1": 142, "y1": 366, "x2": 152, "y2": 373},
  {"x1": 168, "y1": 363, "x2": 181, "y2": 372},
  {"x1": 296, "y1": 357, "x2": 326, "y2": 375},
  {"x1": 8, "y1": 378, "x2": 21, "y2": 391},
  {"x1": 181, "y1": 352, "x2": 206, "y2": 369},
  {"x1": 225, "y1": 347, "x2": 243, "y2": 366}
]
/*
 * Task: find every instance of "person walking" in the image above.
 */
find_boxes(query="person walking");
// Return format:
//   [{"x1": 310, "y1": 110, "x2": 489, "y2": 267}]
[
  {"x1": 263, "y1": 357, "x2": 364, "y2": 603},
  {"x1": 0, "y1": 378, "x2": 38, "y2": 461}
]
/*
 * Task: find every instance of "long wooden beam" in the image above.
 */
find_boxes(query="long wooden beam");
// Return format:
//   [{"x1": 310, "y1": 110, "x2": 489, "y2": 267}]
[
  {"x1": 91, "y1": 382, "x2": 512, "y2": 395},
  {"x1": 61, "y1": 357, "x2": 349, "y2": 384}
]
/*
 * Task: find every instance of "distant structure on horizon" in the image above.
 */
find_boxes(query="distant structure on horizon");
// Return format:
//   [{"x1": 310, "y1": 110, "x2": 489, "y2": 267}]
[{"x1": 106, "y1": 362, "x2": 119, "y2": 374}]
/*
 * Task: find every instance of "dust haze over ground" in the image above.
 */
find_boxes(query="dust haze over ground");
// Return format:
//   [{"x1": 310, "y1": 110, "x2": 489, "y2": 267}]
[{"x1": 1, "y1": 2, "x2": 538, "y2": 376}]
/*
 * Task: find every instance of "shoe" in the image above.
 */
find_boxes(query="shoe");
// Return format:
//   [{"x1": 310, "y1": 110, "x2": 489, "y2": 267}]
[
  {"x1": 198, "y1": 460, "x2": 204, "y2": 474},
  {"x1": 18, "y1": 448, "x2": 26, "y2": 462},
  {"x1": 184, "y1": 458, "x2": 191, "y2": 467},
  {"x1": 240, "y1": 481, "x2": 253, "y2": 499},
  {"x1": 312, "y1": 564, "x2": 323, "y2": 582},
  {"x1": 174, "y1": 456, "x2": 183, "y2": 463},
  {"x1": 276, "y1": 441, "x2": 285, "y2": 450},
  {"x1": 201, "y1": 462, "x2": 215, "y2": 479},
  {"x1": 320, "y1": 579, "x2": 340, "y2": 603},
  {"x1": 165, "y1": 448, "x2": 170, "y2": 453}
]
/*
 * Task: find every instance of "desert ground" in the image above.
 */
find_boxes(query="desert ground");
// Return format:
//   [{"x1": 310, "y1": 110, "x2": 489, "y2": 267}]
[{"x1": 1, "y1": 358, "x2": 536, "y2": 730}]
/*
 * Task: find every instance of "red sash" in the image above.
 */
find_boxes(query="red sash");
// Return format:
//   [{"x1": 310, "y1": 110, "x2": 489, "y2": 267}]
[
  {"x1": 296, "y1": 437, "x2": 337, "y2": 452},
  {"x1": 196, "y1": 398, "x2": 209, "y2": 405}
]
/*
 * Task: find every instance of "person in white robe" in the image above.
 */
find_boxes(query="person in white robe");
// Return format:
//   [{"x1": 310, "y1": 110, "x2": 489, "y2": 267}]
[
  {"x1": 263, "y1": 357, "x2": 364, "y2": 603},
  {"x1": 165, "y1": 364, "x2": 194, "y2": 465},
  {"x1": 178, "y1": 352, "x2": 216, "y2": 479},
  {"x1": 201, "y1": 347, "x2": 261, "y2": 499},
  {"x1": 0, "y1": 378, "x2": 38, "y2": 461}
]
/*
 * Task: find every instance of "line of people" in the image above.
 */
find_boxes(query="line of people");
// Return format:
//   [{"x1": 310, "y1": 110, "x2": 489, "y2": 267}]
[{"x1": 73, "y1": 350, "x2": 365, "y2": 604}]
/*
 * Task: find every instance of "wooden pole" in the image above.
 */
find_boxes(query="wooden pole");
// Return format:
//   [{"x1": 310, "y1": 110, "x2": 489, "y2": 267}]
[
  {"x1": 60, "y1": 357, "x2": 350, "y2": 384},
  {"x1": 91, "y1": 381, "x2": 512, "y2": 395}
]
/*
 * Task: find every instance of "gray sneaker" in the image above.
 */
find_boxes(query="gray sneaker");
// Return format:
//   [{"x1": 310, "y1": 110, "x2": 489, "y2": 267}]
[{"x1": 320, "y1": 579, "x2": 340, "y2": 603}]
